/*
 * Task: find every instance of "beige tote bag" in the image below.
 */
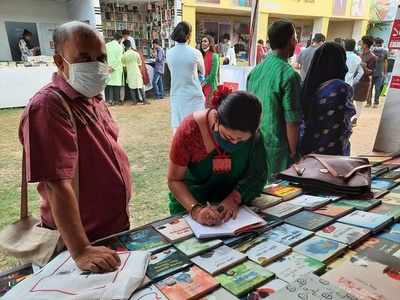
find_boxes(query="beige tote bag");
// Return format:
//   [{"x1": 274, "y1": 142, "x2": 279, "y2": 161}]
[{"x1": 0, "y1": 91, "x2": 78, "y2": 266}]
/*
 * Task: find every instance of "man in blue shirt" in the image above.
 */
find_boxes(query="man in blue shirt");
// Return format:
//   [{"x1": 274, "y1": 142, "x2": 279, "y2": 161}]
[{"x1": 152, "y1": 39, "x2": 165, "y2": 100}]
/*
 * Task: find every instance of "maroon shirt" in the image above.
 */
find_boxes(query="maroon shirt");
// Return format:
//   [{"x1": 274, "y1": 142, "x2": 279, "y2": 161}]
[{"x1": 19, "y1": 73, "x2": 132, "y2": 241}]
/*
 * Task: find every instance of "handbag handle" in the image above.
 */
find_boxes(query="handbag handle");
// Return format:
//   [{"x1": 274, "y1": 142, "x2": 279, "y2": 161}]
[
  {"x1": 19, "y1": 91, "x2": 79, "y2": 220},
  {"x1": 293, "y1": 154, "x2": 372, "y2": 181}
]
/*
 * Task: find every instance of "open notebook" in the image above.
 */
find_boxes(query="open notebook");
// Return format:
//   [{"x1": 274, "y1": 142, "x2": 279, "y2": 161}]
[{"x1": 185, "y1": 206, "x2": 267, "y2": 239}]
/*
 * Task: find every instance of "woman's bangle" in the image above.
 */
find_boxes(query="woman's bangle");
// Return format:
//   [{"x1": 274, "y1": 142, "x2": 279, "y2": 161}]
[{"x1": 189, "y1": 203, "x2": 203, "y2": 219}]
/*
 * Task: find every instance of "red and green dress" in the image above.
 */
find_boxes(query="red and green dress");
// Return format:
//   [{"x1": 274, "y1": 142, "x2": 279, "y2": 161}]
[
  {"x1": 202, "y1": 51, "x2": 220, "y2": 107},
  {"x1": 168, "y1": 114, "x2": 268, "y2": 215}
]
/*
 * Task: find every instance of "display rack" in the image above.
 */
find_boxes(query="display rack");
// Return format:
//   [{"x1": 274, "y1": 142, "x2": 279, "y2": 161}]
[{"x1": 100, "y1": 0, "x2": 175, "y2": 57}]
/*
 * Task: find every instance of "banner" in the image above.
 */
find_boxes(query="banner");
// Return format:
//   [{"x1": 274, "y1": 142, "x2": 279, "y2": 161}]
[{"x1": 373, "y1": 5, "x2": 400, "y2": 153}]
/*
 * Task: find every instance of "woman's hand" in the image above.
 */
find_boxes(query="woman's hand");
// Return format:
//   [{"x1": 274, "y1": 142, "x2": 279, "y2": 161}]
[
  {"x1": 192, "y1": 205, "x2": 222, "y2": 226},
  {"x1": 217, "y1": 191, "x2": 241, "y2": 222}
]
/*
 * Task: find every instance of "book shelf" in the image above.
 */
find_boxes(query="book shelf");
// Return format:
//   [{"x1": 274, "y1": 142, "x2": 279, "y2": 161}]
[{"x1": 100, "y1": 0, "x2": 175, "y2": 57}]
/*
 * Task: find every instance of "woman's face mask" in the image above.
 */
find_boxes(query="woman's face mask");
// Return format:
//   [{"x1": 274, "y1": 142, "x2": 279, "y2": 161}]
[
  {"x1": 62, "y1": 56, "x2": 109, "y2": 98},
  {"x1": 212, "y1": 124, "x2": 252, "y2": 153}
]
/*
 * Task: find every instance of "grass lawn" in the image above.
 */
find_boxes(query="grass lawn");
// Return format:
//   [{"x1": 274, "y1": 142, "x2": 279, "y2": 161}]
[{"x1": 0, "y1": 100, "x2": 172, "y2": 272}]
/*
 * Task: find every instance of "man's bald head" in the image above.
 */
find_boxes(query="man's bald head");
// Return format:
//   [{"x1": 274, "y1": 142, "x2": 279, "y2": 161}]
[
  {"x1": 53, "y1": 21, "x2": 101, "y2": 54},
  {"x1": 53, "y1": 21, "x2": 107, "y2": 79}
]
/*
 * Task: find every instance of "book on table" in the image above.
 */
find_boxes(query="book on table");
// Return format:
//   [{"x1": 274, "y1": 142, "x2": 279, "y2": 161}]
[
  {"x1": 370, "y1": 203, "x2": 400, "y2": 220},
  {"x1": 287, "y1": 194, "x2": 332, "y2": 210},
  {"x1": 263, "y1": 183, "x2": 302, "y2": 200},
  {"x1": 334, "y1": 199, "x2": 382, "y2": 211},
  {"x1": 200, "y1": 288, "x2": 239, "y2": 300},
  {"x1": 261, "y1": 223, "x2": 314, "y2": 246},
  {"x1": 0, "y1": 264, "x2": 33, "y2": 297},
  {"x1": 338, "y1": 210, "x2": 393, "y2": 233},
  {"x1": 184, "y1": 206, "x2": 267, "y2": 239},
  {"x1": 379, "y1": 223, "x2": 400, "y2": 243},
  {"x1": 313, "y1": 203, "x2": 354, "y2": 219},
  {"x1": 262, "y1": 202, "x2": 303, "y2": 218},
  {"x1": 155, "y1": 266, "x2": 219, "y2": 300},
  {"x1": 245, "y1": 279, "x2": 288, "y2": 299},
  {"x1": 244, "y1": 239, "x2": 291, "y2": 266},
  {"x1": 284, "y1": 211, "x2": 334, "y2": 231},
  {"x1": 250, "y1": 194, "x2": 282, "y2": 210},
  {"x1": 191, "y1": 245, "x2": 247, "y2": 275},
  {"x1": 119, "y1": 226, "x2": 171, "y2": 253},
  {"x1": 371, "y1": 178, "x2": 398, "y2": 190},
  {"x1": 130, "y1": 284, "x2": 168, "y2": 300},
  {"x1": 152, "y1": 216, "x2": 193, "y2": 243},
  {"x1": 175, "y1": 237, "x2": 223, "y2": 258},
  {"x1": 316, "y1": 222, "x2": 371, "y2": 248}
]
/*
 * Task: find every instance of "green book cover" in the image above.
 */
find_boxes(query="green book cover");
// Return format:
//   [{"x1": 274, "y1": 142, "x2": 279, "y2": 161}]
[
  {"x1": 119, "y1": 227, "x2": 170, "y2": 253},
  {"x1": 216, "y1": 261, "x2": 274, "y2": 297},
  {"x1": 335, "y1": 199, "x2": 381, "y2": 211},
  {"x1": 175, "y1": 237, "x2": 222, "y2": 257}
]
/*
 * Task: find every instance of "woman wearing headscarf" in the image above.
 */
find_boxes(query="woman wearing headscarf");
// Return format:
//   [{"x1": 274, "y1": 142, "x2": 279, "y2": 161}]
[
  {"x1": 200, "y1": 35, "x2": 219, "y2": 107},
  {"x1": 166, "y1": 21, "x2": 205, "y2": 133},
  {"x1": 300, "y1": 42, "x2": 356, "y2": 156}
]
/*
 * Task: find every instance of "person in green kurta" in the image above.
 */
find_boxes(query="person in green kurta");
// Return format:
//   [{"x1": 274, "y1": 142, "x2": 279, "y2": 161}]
[
  {"x1": 122, "y1": 40, "x2": 148, "y2": 105},
  {"x1": 247, "y1": 20, "x2": 301, "y2": 183},
  {"x1": 167, "y1": 85, "x2": 268, "y2": 226},
  {"x1": 200, "y1": 35, "x2": 219, "y2": 107},
  {"x1": 105, "y1": 32, "x2": 124, "y2": 105}
]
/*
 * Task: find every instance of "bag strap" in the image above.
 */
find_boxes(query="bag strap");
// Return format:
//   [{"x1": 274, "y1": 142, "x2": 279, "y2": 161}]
[{"x1": 20, "y1": 150, "x2": 28, "y2": 219}]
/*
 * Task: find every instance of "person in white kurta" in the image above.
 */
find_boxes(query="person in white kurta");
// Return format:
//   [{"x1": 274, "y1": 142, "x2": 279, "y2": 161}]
[{"x1": 166, "y1": 22, "x2": 205, "y2": 132}]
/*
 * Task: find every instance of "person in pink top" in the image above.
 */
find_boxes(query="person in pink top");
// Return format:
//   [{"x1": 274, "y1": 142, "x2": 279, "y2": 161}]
[{"x1": 19, "y1": 21, "x2": 132, "y2": 273}]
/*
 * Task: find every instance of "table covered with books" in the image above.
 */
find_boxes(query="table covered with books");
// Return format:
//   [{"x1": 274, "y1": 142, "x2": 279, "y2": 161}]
[{"x1": 2, "y1": 155, "x2": 400, "y2": 300}]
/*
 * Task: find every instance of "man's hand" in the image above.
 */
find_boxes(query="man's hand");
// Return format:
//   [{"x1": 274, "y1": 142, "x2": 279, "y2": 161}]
[
  {"x1": 217, "y1": 191, "x2": 241, "y2": 222},
  {"x1": 193, "y1": 206, "x2": 222, "y2": 226},
  {"x1": 74, "y1": 245, "x2": 121, "y2": 273}
]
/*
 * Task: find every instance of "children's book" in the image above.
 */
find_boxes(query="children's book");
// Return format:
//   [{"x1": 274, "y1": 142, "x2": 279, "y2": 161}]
[
  {"x1": 191, "y1": 245, "x2": 247, "y2": 275},
  {"x1": 370, "y1": 203, "x2": 400, "y2": 220},
  {"x1": 284, "y1": 211, "x2": 334, "y2": 231},
  {"x1": 293, "y1": 236, "x2": 347, "y2": 263},
  {"x1": 313, "y1": 203, "x2": 354, "y2": 219},
  {"x1": 261, "y1": 223, "x2": 314, "y2": 246},
  {"x1": 119, "y1": 227, "x2": 170, "y2": 253},
  {"x1": 216, "y1": 261, "x2": 274, "y2": 297},
  {"x1": 250, "y1": 194, "x2": 282, "y2": 210},
  {"x1": 245, "y1": 239, "x2": 291, "y2": 266},
  {"x1": 287, "y1": 194, "x2": 331, "y2": 210},
  {"x1": 156, "y1": 266, "x2": 219, "y2": 300},
  {"x1": 338, "y1": 210, "x2": 393, "y2": 233},
  {"x1": 265, "y1": 252, "x2": 325, "y2": 283},
  {"x1": 200, "y1": 288, "x2": 239, "y2": 300},
  {"x1": 152, "y1": 216, "x2": 193, "y2": 243},
  {"x1": 130, "y1": 285, "x2": 168, "y2": 300},
  {"x1": 316, "y1": 222, "x2": 371, "y2": 247},
  {"x1": 245, "y1": 279, "x2": 288, "y2": 299},
  {"x1": 263, "y1": 184, "x2": 302, "y2": 200},
  {"x1": 334, "y1": 199, "x2": 382, "y2": 211},
  {"x1": 371, "y1": 178, "x2": 398, "y2": 190},
  {"x1": 175, "y1": 237, "x2": 223, "y2": 258},
  {"x1": 262, "y1": 203, "x2": 303, "y2": 218}
]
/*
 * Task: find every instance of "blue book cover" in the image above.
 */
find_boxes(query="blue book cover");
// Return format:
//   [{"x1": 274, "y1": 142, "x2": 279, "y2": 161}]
[
  {"x1": 338, "y1": 210, "x2": 393, "y2": 233},
  {"x1": 284, "y1": 211, "x2": 334, "y2": 231},
  {"x1": 119, "y1": 227, "x2": 171, "y2": 253},
  {"x1": 261, "y1": 223, "x2": 313, "y2": 246},
  {"x1": 293, "y1": 236, "x2": 347, "y2": 263},
  {"x1": 371, "y1": 179, "x2": 398, "y2": 190}
]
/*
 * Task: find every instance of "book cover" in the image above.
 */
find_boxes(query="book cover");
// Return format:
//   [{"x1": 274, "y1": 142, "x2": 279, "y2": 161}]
[
  {"x1": 264, "y1": 184, "x2": 302, "y2": 200},
  {"x1": 245, "y1": 240, "x2": 291, "y2": 266},
  {"x1": 316, "y1": 222, "x2": 371, "y2": 247},
  {"x1": 265, "y1": 252, "x2": 325, "y2": 283},
  {"x1": 216, "y1": 261, "x2": 274, "y2": 297},
  {"x1": 371, "y1": 179, "x2": 398, "y2": 190},
  {"x1": 153, "y1": 217, "x2": 193, "y2": 243},
  {"x1": 267, "y1": 273, "x2": 355, "y2": 300},
  {"x1": 285, "y1": 211, "x2": 334, "y2": 231},
  {"x1": 338, "y1": 210, "x2": 393, "y2": 233},
  {"x1": 354, "y1": 236, "x2": 400, "y2": 271},
  {"x1": 130, "y1": 285, "x2": 168, "y2": 300},
  {"x1": 262, "y1": 203, "x2": 303, "y2": 218},
  {"x1": 382, "y1": 194, "x2": 400, "y2": 206},
  {"x1": 313, "y1": 204, "x2": 354, "y2": 219},
  {"x1": 379, "y1": 168, "x2": 400, "y2": 180},
  {"x1": 326, "y1": 250, "x2": 358, "y2": 271},
  {"x1": 200, "y1": 288, "x2": 239, "y2": 300},
  {"x1": 156, "y1": 266, "x2": 219, "y2": 300},
  {"x1": 371, "y1": 188, "x2": 390, "y2": 198},
  {"x1": 232, "y1": 236, "x2": 267, "y2": 253},
  {"x1": 370, "y1": 203, "x2": 400, "y2": 220},
  {"x1": 0, "y1": 264, "x2": 33, "y2": 297},
  {"x1": 222, "y1": 232, "x2": 259, "y2": 247},
  {"x1": 191, "y1": 245, "x2": 247, "y2": 275},
  {"x1": 261, "y1": 215, "x2": 283, "y2": 229},
  {"x1": 119, "y1": 227, "x2": 170, "y2": 253},
  {"x1": 175, "y1": 237, "x2": 223, "y2": 258},
  {"x1": 293, "y1": 236, "x2": 347, "y2": 263},
  {"x1": 250, "y1": 194, "x2": 282, "y2": 210},
  {"x1": 322, "y1": 259, "x2": 400, "y2": 300},
  {"x1": 379, "y1": 223, "x2": 400, "y2": 243},
  {"x1": 334, "y1": 199, "x2": 382, "y2": 211},
  {"x1": 261, "y1": 223, "x2": 314, "y2": 246},
  {"x1": 371, "y1": 165, "x2": 391, "y2": 177},
  {"x1": 146, "y1": 247, "x2": 191, "y2": 281},
  {"x1": 288, "y1": 194, "x2": 331, "y2": 210},
  {"x1": 245, "y1": 279, "x2": 288, "y2": 299}
]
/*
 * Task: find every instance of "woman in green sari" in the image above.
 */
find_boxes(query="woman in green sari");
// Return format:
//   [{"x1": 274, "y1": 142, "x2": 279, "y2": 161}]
[{"x1": 168, "y1": 85, "x2": 268, "y2": 226}]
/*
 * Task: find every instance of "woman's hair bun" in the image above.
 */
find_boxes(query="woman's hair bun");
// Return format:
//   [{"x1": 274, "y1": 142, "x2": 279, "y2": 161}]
[{"x1": 210, "y1": 84, "x2": 233, "y2": 109}]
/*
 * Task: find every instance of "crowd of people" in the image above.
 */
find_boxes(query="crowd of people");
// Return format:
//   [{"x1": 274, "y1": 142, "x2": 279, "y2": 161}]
[{"x1": 16, "y1": 19, "x2": 390, "y2": 274}]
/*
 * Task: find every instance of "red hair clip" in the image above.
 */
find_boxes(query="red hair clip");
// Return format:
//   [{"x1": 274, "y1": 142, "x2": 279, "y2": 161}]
[{"x1": 210, "y1": 84, "x2": 233, "y2": 108}]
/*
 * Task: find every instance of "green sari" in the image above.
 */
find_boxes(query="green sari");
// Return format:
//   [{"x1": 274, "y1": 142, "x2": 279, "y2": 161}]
[{"x1": 168, "y1": 134, "x2": 268, "y2": 215}]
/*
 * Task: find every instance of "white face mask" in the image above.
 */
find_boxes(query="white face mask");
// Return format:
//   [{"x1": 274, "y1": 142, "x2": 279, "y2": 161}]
[{"x1": 62, "y1": 56, "x2": 109, "y2": 98}]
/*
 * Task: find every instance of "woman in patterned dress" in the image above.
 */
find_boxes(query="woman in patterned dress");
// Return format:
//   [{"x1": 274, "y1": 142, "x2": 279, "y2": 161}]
[{"x1": 300, "y1": 42, "x2": 356, "y2": 156}]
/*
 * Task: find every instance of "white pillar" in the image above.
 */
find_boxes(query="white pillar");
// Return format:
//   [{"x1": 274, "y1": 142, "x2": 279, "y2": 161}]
[
  {"x1": 352, "y1": 20, "x2": 368, "y2": 43},
  {"x1": 174, "y1": 0, "x2": 182, "y2": 26}
]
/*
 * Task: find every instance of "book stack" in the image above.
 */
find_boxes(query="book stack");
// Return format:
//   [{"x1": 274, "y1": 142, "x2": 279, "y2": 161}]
[{"x1": 4, "y1": 159, "x2": 400, "y2": 300}]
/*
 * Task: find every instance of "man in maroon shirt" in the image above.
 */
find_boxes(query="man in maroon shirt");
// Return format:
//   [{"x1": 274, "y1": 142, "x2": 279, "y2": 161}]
[{"x1": 19, "y1": 21, "x2": 132, "y2": 273}]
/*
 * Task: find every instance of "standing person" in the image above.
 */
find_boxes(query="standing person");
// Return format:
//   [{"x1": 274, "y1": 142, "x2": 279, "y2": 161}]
[
  {"x1": 166, "y1": 21, "x2": 205, "y2": 133},
  {"x1": 19, "y1": 21, "x2": 132, "y2": 273},
  {"x1": 220, "y1": 34, "x2": 231, "y2": 58},
  {"x1": 152, "y1": 39, "x2": 166, "y2": 100},
  {"x1": 295, "y1": 33, "x2": 326, "y2": 82},
  {"x1": 300, "y1": 42, "x2": 355, "y2": 156},
  {"x1": 200, "y1": 35, "x2": 219, "y2": 106},
  {"x1": 220, "y1": 34, "x2": 236, "y2": 66},
  {"x1": 19, "y1": 29, "x2": 39, "y2": 61},
  {"x1": 167, "y1": 86, "x2": 267, "y2": 222},
  {"x1": 353, "y1": 36, "x2": 376, "y2": 123},
  {"x1": 122, "y1": 40, "x2": 148, "y2": 105},
  {"x1": 122, "y1": 29, "x2": 137, "y2": 50},
  {"x1": 105, "y1": 32, "x2": 124, "y2": 105},
  {"x1": 370, "y1": 37, "x2": 388, "y2": 108},
  {"x1": 344, "y1": 38, "x2": 364, "y2": 88},
  {"x1": 256, "y1": 39, "x2": 267, "y2": 64},
  {"x1": 247, "y1": 21, "x2": 301, "y2": 182}
]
